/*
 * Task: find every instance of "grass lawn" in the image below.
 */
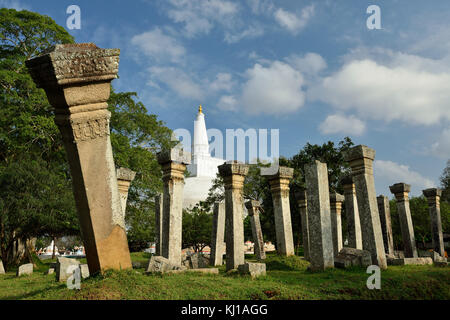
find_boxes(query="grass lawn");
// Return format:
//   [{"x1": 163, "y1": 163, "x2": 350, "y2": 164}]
[{"x1": 0, "y1": 252, "x2": 449, "y2": 300}]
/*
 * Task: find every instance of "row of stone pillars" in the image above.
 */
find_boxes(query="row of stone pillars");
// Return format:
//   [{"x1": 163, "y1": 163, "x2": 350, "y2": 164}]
[{"x1": 26, "y1": 43, "x2": 445, "y2": 276}]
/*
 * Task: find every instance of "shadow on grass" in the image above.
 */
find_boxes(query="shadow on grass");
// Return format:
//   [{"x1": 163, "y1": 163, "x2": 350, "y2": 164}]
[
  {"x1": 265, "y1": 260, "x2": 298, "y2": 271},
  {"x1": 4, "y1": 282, "x2": 68, "y2": 300}
]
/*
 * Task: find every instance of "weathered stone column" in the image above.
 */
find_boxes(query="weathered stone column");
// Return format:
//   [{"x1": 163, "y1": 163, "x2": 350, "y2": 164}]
[
  {"x1": 210, "y1": 201, "x2": 226, "y2": 266},
  {"x1": 294, "y1": 189, "x2": 309, "y2": 260},
  {"x1": 346, "y1": 145, "x2": 387, "y2": 269},
  {"x1": 26, "y1": 43, "x2": 132, "y2": 273},
  {"x1": 264, "y1": 167, "x2": 295, "y2": 256},
  {"x1": 423, "y1": 188, "x2": 445, "y2": 257},
  {"x1": 377, "y1": 195, "x2": 395, "y2": 257},
  {"x1": 218, "y1": 161, "x2": 249, "y2": 271},
  {"x1": 342, "y1": 175, "x2": 363, "y2": 250},
  {"x1": 245, "y1": 200, "x2": 266, "y2": 260},
  {"x1": 157, "y1": 148, "x2": 191, "y2": 266},
  {"x1": 116, "y1": 167, "x2": 136, "y2": 216},
  {"x1": 305, "y1": 161, "x2": 334, "y2": 271},
  {"x1": 330, "y1": 192, "x2": 345, "y2": 256},
  {"x1": 389, "y1": 183, "x2": 418, "y2": 258},
  {"x1": 154, "y1": 193, "x2": 163, "y2": 256}
]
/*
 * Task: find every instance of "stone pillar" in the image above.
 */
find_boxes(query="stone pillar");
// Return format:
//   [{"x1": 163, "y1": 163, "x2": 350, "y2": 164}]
[
  {"x1": 245, "y1": 200, "x2": 266, "y2": 260},
  {"x1": 342, "y1": 175, "x2": 363, "y2": 250},
  {"x1": 423, "y1": 188, "x2": 445, "y2": 257},
  {"x1": 154, "y1": 193, "x2": 163, "y2": 256},
  {"x1": 264, "y1": 167, "x2": 295, "y2": 256},
  {"x1": 346, "y1": 145, "x2": 387, "y2": 269},
  {"x1": 116, "y1": 167, "x2": 136, "y2": 216},
  {"x1": 218, "y1": 161, "x2": 249, "y2": 271},
  {"x1": 305, "y1": 161, "x2": 334, "y2": 271},
  {"x1": 26, "y1": 43, "x2": 132, "y2": 273},
  {"x1": 210, "y1": 201, "x2": 226, "y2": 266},
  {"x1": 377, "y1": 195, "x2": 395, "y2": 256},
  {"x1": 294, "y1": 189, "x2": 310, "y2": 260},
  {"x1": 330, "y1": 192, "x2": 345, "y2": 256},
  {"x1": 157, "y1": 148, "x2": 191, "y2": 266},
  {"x1": 389, "y1": 183, "x2": 418, "y2": 258}
]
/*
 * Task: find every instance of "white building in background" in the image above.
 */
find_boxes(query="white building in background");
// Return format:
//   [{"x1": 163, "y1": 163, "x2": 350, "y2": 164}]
[{"x1": 183, "y1": 106, "x2": 224, "y2": 209}]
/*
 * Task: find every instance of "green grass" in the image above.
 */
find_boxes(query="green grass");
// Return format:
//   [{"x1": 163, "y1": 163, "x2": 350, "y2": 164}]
[{"x1": 1, "y1": 252, "x2": 449, "y2": 300}]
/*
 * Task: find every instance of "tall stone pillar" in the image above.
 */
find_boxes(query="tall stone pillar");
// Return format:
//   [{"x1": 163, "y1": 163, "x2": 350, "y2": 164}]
[
  {"x1": 265, "y1": 167, "x2": 295, "y2": 256},
  {"x1": 116, "y1": 167, "x2": 136, "y2": 216},
  {"x1": 26, "y1": 43, "x2": 132, "y2": 273},
  {"x1": 389, "y1": 183, "x2": 417, "y2": 258},
  {"x1": 305, "y1": 161, "x2": 334, "y2": 271},
  {"x1": 346, "y1": 145, "x2": 387, "y2": 269},
  {"x1": 154, "y1": 193, "x2": 163, "y2": 256},
  {"x1": 330, "y1": 192, "x2": 345, "y2": 256},
  {"x1": 377, "y1": 195, "x2": 395, "y2": 256},
  {"x1": 294, "y1": 189, "x2": 310, "y2": 260},
  {"x1": 342, "y1": 175, "x2": 363, "y2": 250},
  {"x1": 218, "y1": 161, "x2": 249, "y2": 271},
  {"x1": 423, "y1": 188, "x2": 445, "y2": 257},
  {"x1": 210, "y1": 201, "x2": 226, "y2": 266},
  {"x1": 157, "y1": 148, "x2": 191, "y2": 266},
  {"x1": 245, "y1": 200, "x2": 266, "y2": 260}
]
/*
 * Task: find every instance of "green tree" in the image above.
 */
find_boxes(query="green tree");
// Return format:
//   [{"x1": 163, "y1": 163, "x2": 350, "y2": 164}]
[
  {"x1": 0, "y1": 9, "x2": 174, "y2": 263},
  {"x1": 440, "y1": 160, "x2": 450, "y2": 202},
  {"x1": 0, "y1": 156, "x2": 77, "y2": 266},
  {"x1": 390, "y1": 196, "x2": 450, "y2": 252},
  {"x1": 182, "y1": 202, "x2": 212, "y2": 252},
  {"x1": 0, "y1": 9, "x2": 76, "y2": 267}
]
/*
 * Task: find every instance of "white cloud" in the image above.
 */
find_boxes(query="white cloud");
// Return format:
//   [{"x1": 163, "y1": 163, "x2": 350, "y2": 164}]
[
  {"x1": 319, "y1": 114, "x2": 366, "y2": 136},
  {"x1": 130, "y1": 28, "x2": 186, "y2": 63},
  {"x1": 149, "y1": 67, "x2": 203, "y2": 100},
  {"x1": 374, "y1": 160, "x2": 435, "y2": 196},
  {"x1": 274, "y1": 5, "x2": 315, "y2": 35},
  {"x1": 224, "y1": 24, "x2": 264, "y2": 44},
  {"x1": 285, "y1": 52, "x2": 327, "y2": 76},
  {"x1": 246, "y1": 0, "x2": 275, "y2": 15},
  {"x1": 431, "y1": 128, "x2": 450, "y2": 159},
  {"x1": 217, "y1": 95, "x2": 238, "y2": 111},
  {"x1": 241, "y1": 61, "x2": 305, "y2": 115},
  {"x1": 210, "y1": 73, "x2": 234, "y2": 92},
  {"x1": 167, "y1": 0, "x2": 239, "y2": 38},
  {"x1": 309, "y1": 58, "x2": 450, "y2": 126}
]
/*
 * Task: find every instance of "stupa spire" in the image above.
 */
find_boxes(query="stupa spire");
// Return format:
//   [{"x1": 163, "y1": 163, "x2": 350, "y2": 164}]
[{"x1": 193, "y1": 105, "x2": 209, "y2": 156}]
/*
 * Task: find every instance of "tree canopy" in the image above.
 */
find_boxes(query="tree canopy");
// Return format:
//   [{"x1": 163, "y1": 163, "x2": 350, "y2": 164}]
[{"x1": 0, "y1": 9, "x2": 173, "y2": 266}]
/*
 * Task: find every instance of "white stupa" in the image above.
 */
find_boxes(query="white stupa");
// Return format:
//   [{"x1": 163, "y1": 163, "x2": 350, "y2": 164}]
[{"x1": 183, "y1": 106, "x2": 224, "y2": 209}]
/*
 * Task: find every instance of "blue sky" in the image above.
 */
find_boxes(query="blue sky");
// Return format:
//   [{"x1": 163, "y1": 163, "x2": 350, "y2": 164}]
[{"x1": 3, "y1": 0, "x2": 450, "y2": 197}]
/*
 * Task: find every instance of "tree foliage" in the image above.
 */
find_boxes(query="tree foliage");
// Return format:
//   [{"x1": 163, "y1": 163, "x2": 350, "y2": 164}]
[
  {"x1": 182, "y1": 203, "x2": 212, "y2": 252},
  {"x1": 0, "y1": 9, "x2": 174, "y2": 265},
  {"x1": 440, "y1": 159, "x2": 450, "y2": 202}
]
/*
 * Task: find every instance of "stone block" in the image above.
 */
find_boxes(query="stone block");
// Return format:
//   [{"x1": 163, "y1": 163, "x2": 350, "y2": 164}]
[
  {"x1": 157, "y1": 147, "x2": 191, "y2": 165},
  {"x1": 79, "y1": 264, "x2": 90, "y2": 279},
  {"x1": 56, "y1": 257, "x2": 81, "y2": 282},
  {"x1": 146, "y1": 255, "x2": 178, "y2": 273},
  {"x1": 167, "y1": 268, "x2": 219, "y2": 275},
  {"x1": 237, "y1": 262, "x2": 266, "y2": 278},
  {"x1": 16, "y1": 263, "x2": 33, "y2": 276},
  {"x1": 433, "y1": 261, "x2": 449, "y2": 267},
  {"x1": 0, "y1": 260, "x2": 4, "y2": 274},
  {"x1": 334, "y1": 247, "x2": 372, "y2": 268},
  {"x1": 188, "y1": 253, "x2": 210, "y2": 269},
  {"x1": 387, "y1": 257, "x2": 433, "y2": 266}
]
